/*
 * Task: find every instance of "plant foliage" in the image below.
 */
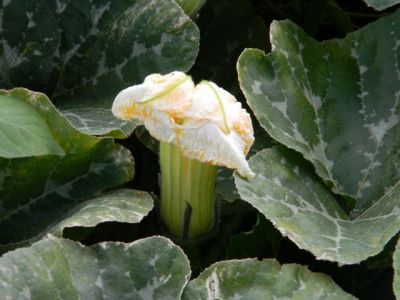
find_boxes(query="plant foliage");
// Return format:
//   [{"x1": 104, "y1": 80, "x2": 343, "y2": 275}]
[
  {"x1": 0, "y1": 0, "x2": 399, "y2": 298},
  {"x1": 237, "y1": 9, "x2": 400, "y2": 264}
]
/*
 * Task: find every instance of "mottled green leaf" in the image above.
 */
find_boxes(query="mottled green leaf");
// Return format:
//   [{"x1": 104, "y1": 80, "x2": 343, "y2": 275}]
[
  {"x1": 362, "y1": 0, "x2": 400, "y2": 10},
  {"x1": 0, "y1": 0, "x2": 199, "y2": 137},
  {"x1": 61, "y1": 108, "x2": 140, "y2": 138},
  {"x1": 239, "y1": 10, "x2": 400, "y2": 214},
  {"x1": 0, "y1": 0, "x2": 59, "y2": 90},
  {"x1": 52, "y1": 189, "x2": 153, "y2": 236},
  {"x1": 235, "y1": 147, "x2": 400, "y2": 264},
  {"x1": 237, "y1": 10, "x2": 400, "y2": 264},
  {"x1": 183, "y1": 258, "x2": 355, "y2": 300},
  {"x1": 395, "y1": 238, "x2": 400, "y2": 299},
  {"x1": 0, "y1": 94, "x2": 63, "y2": 158},
  {"x1": 0, "y1": 236, "x2": 190, "y2": 300},
  {"x1": 0, "y1": 88, "x2": 133, "y2": 252},
  {"x1": 215, "y1": 168, "x2": 240, "y2": 203}
]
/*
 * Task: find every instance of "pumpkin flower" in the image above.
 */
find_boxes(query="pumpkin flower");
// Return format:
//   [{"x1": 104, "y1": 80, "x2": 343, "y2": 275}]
[{"x1": 112, "y1": 71, "x2": 254, "y2": 239}]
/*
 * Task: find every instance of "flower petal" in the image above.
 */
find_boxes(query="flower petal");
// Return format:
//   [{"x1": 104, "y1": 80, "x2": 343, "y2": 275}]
[
  {"x1": 180, "y1": 81, "x2": 255, "y2": 177},
  {"x1": 179, "y1": 121, "x2": 255, "y2": 178},
  {"x1": 111, "y1": 71, "x2": 194, "y2": 143},
  {"x1": 112, "y1": 74, "x2": 254, "y2": 177},
  {"x1": 112, "y1": 71, "x2": 193, "y2": 119}
]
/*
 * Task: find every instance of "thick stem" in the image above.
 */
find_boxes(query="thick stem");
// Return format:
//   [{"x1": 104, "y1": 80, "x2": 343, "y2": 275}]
[{"x1": 159, "y1": 141, "x2": 217, "y2": 239}]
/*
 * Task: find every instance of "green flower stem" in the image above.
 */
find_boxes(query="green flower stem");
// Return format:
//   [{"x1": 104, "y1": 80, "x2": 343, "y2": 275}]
[{"x1": 160, "y1": 141, "x2": 217, "y2": 239}]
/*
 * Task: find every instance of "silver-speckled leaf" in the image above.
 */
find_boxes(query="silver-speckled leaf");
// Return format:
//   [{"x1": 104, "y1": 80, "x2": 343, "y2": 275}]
[
  {"x1": 237, "y1": 10, "x2": 400, "y2": 264},
  {"x1": 0, "y1": 88, "x2": 134, "y2": 252},
  {"x1": 0, "y1": 236, "x2": 191, "y2": 300},
  {"x1": 362, "y1": 0, "x2": 400, "y2": 10},
  {"x1": 395, "y1": 238, "x2": 400, "y2": 299},
  {"x1": 235, "y1": 147, "x2": 400, "y2": 264},
  {"x1": 60, "y1": 108, "x2": 140, "y2": 138},
  {"x1": 182, "y1": 258, "x2": 355, "y2": 300},
  {"x1": 0, "y1": 1, "x2": 59, "y2": 89},
  {"x1": 0, "y1": 0, "x2": 199, "y2": 137},
  {"x1": 52, "y1": 189, "x2": 153, "y2": 236},
  {"x1": 239, "y1": 10, "x2": 400, "y2": 214}
]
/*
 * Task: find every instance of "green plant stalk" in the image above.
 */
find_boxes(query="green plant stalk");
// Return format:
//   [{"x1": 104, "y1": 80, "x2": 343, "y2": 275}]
[{"x1": 160, "y1": 141, "x2": 217, "y2": 239}]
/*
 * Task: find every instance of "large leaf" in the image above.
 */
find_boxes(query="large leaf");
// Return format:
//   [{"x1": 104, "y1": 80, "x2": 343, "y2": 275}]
[
  {"x1": 395, "y1": 238, "x2": 400, "y2": 299},
  {"x1": 182, "y1": 258, "x2": 355, "y2": 299},
  {"x1": 361, "y1": 0, "x2": 400, "y2": 10},
  {"x1": 235, "y1": 147, "x2": 400, "y2": 264},
  {"x1": 237, "y1": 10, "x2": 400, "y2": 263},
  {"x1": 0, "y1": 94, "x2": 63, "y2": 158},
  {"x1": 0, "y1": 88, "x2": 134, "y2": 252},
  {"x1": 239, "y1": 10, "x2": 400, "y2": 214},
  {"x1": 52, "y1": 189, "x2": 154, "y2": 236},
  {"x1": 0, "y1": 236, "x2": 190, "y2": 299},
  {"x1": 0, "y1": 0, "x2": 200, "y2": 137}
]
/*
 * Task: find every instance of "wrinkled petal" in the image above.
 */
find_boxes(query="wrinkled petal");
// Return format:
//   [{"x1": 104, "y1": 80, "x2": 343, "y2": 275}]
[
  {"x1": 111, "y1": 71, "x2": 194, "y2": 143},
  {"x1": 179, "y1": 121, "x2": 255, "y2": 178},
  {"x1": 112, "y1": 73, "x2": 254, "y2": 178},
  {"x1": 180, "y1": 81, "x2": 255, "y2": 178}
]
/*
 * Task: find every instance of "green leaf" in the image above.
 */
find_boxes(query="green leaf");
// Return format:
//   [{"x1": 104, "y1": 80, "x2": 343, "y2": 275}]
[
  {"x1": 361, "y1": 0, "x2": 400, "y2": 10},
  {"x1": 0, "y1": 0, "x2": 200, "y2": 137},
  {"x1": 52, "y1": 189, "x2": 153, "y2": 236},
  {"x1": 60, "y1": 108, "x2": 140, "y2": 138},
  {"x1": 215, "y1": 168, "x2": 240, "y2": 203},
  {"x1": 0, "y1": 94, "x2": 64, "y2": 158},
  {"x1": 0, "y1": 0, "x2": 59, "y2": 90},
  {"x1": 0, "y1": 88, "x2": 134, "y2": 252},
  {"x1": 395, "y1": 238, "x2": 400, "y2": 299},
  {"x1": 175, "y1": 0, "x2": 207, "y2": 17},
  {"x1": 0, "y1": 236, "x2": 191, "y2": 299},
  {"x1": 182, "y1": 258, "x2": 355, "y2": 300},
  {"x1": 235, "y1": 147, "x2": 400, "y2": 264},
  {"x1": 135, "y1": 125, "x2": 159, "y2": 154},
  {"x1": 226, "y1": 214, "x2": 282, "y2": 259},
  {"x1": 237, "y1": 10, "x2": 400, "y2": 264},
  {"x1": 239, "y1": 10, "x2": 400, "y2": 214}
]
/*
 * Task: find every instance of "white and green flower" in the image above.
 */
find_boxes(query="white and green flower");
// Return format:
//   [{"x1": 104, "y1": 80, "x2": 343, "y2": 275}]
[{"x1": 112, "y1": 71, "x2": 254, "y2": 238}]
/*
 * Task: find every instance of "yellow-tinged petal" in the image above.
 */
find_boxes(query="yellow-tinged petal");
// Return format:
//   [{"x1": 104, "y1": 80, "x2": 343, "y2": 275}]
[
  {"x1": 181, "y1": 81, "x2": 255, "y2": 178},
  {"x1": 111, "y1": 71, "x2": 194, "y2": 144},
  {"x1": 111, "y1": 73, "x2": 254, "y2": 178},
  {"x1": 179, "y1": 121, "x2": 255, "y2": 178}
]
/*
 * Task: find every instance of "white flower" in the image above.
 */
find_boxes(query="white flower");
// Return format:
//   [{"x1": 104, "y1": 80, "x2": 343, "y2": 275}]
[
  {"x1": 111, "y1": 71, "x2": 194, "y2": 144},
  {"x1": 112, "y1": 73, "x2": 255, "y2": 178},
  {"x1": 178, "y1": 81, "x2": 255, "y2": 178}
]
